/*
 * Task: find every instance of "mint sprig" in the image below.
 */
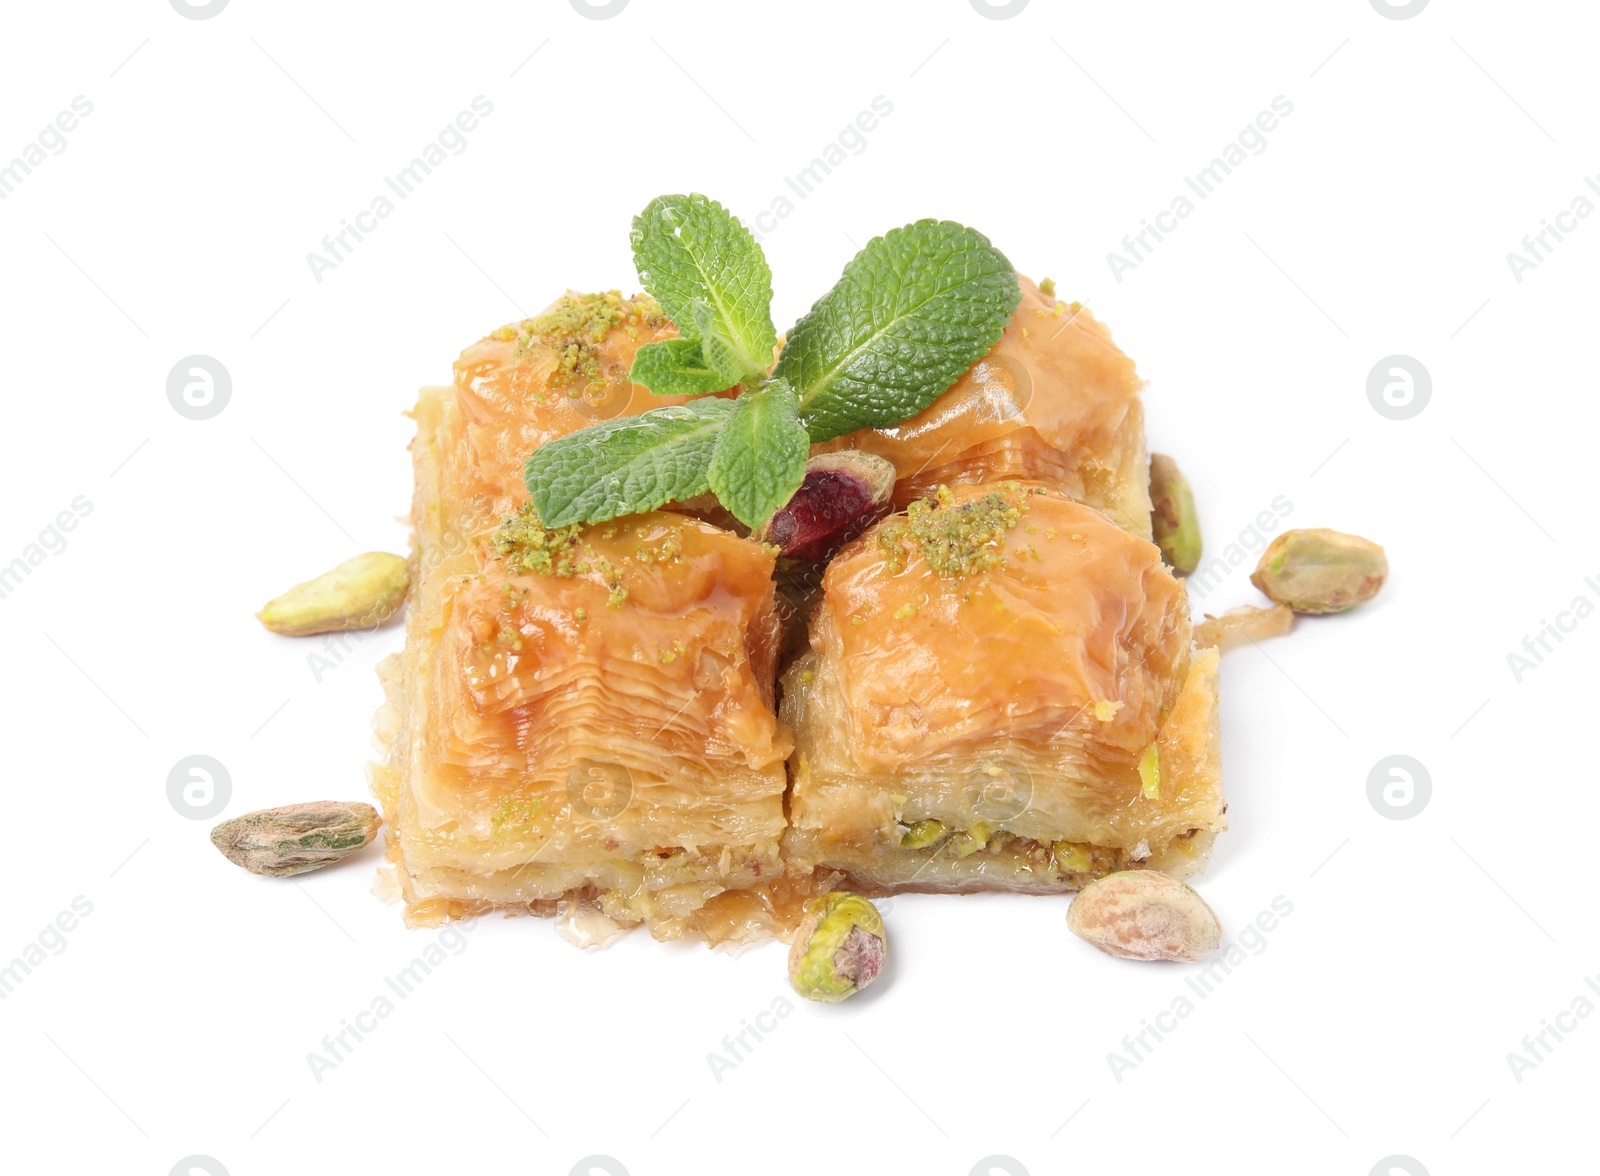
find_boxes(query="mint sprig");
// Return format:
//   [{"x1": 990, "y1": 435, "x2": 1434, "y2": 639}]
[
  {"x1": 777, "y1": 220, "x2": 1021, "y2": 442},
  {"x1": 629, "y1": 338, "x2": 729, "y2": 397},
  {"x1": 707, "y1": 378, "x2": 809, "y2": 529},
  {"x1": 523, "y1": 196, "x2": 1020, "y2": 531},
  {"x1": 630, "y1": 194, "x2": 775, "y2": 389},
  {"x1": 526, "y1": 397, "x2": 734, "y2": 528}
]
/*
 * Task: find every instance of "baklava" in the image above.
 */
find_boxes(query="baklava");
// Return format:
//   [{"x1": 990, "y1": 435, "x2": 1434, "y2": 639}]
[{"x1": 780, "y1": 481, "x2": 1224, "y2": 893}]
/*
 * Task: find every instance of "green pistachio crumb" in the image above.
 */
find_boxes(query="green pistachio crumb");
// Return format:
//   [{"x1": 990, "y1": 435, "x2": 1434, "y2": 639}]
[
  {"x1": 494, "y1": 502, "x2": 586, "y2": 576},
  {"x1": 513, "y1": 291, "x2": 667, "y2": 386},
  {"x1": 876, "y1": 485, "x2": 1025, "y2": 577}
]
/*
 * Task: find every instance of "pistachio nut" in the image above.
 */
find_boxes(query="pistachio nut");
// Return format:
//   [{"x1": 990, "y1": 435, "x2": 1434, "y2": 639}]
[
  {"x1": 210, "y1": 801, "x2": 382, "y2": 877},
  {"x1": 948, "y1": 821, "x2": 995, "y2": 858},
  {"x1": 257, "y1": 552, "x2": 410, "y2": 635},
  {"x1": 1250, "y1": 528, "x2": 1387, "y2": 615},
  {"x1": 788, "y1": 892, "x2": 887, "y2": 1003},
  {"x1": 1067, "y1": 870, "x2": 1221, "y2": 962},
  {"x1": 900, "y1": 819, "x2": 948, "y2": 849},
  {"x1": 1149, "y1": 454, "x2": 1202, "y2": 574},
  {"x1": 757, "y1": 451, "x2": 897, "y2": 564}
]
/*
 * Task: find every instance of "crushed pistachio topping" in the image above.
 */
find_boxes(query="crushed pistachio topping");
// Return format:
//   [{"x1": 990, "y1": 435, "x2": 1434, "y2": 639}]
[
  {"x1": 495, "y1": 502, "x2": 586, "y2": 576},
  {"x1": 494, "y1": 502, "x2": 629, "y2": 606},
  {"x1": 1038, "y1": 276, "x2": 1057, "y2": 297},
  {"x1": 876, "y1": 485, "x2": 1026, "y2": 577},
  {"x1": 634, "y1": 530, "x2": 684, "y2": 565},
  {"x1": 512, "y1": 290, "x2": 668, "y2": 387}
]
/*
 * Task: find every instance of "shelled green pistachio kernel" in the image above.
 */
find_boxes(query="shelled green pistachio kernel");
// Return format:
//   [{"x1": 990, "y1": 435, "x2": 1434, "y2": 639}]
[
  {"x1": 257, "y1": 553, "x2": 410, "y2": 636},
  {"x1": 788, "y1": 892, "x2": 887, "y2": 1003},
  {"x1": 900, "y1": 819, "x2": 947, "y2": 849},
  {"x1": 1250, "y1": 528, "x2": 1387, "y2": 615},
  {"x1": 948, "y1": 821, "x2": 995, "y2": 858},
  {"x1": 210, "y1": 801, "x2": 382, "y2": 877},
  {"x1": 1149, "y1": 454, "x2": 1202, "y2": 574},
  {"x1": 1068, "y1": 871, "x2": 1220, "y2": 962}
]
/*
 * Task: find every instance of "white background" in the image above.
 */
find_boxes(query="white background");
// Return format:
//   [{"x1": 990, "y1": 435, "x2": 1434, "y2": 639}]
[{"x1": 0, "y1": 1, "x2": 1593, "y2": 1173}]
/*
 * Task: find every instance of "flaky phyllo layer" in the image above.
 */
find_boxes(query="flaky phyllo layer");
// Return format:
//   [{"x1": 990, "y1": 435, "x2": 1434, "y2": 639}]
[
  {"x1": 817, "y1": 277, "x2": 1153, "y2": 537},
  {"x1": 373, "y1": 285, "x2": 1223, "y2": 943},
  {"x1": 374, "y1": 386, "x2": 794, "y2": 933},
  {"x1": 781, "y1": 483, "x2": 1223, "y2": 894}
]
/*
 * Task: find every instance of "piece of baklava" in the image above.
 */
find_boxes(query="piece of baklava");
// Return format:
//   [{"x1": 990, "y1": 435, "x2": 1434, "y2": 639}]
[
  {"x1": 822, "y1": 277, "x2": 1153, "y2": 537},
  {"x1": 781, "y1": 480, "x2": 1224, "y2": 893},
  {"x1": 372, "y1": 292, "x2": 792, "y2": 935}
]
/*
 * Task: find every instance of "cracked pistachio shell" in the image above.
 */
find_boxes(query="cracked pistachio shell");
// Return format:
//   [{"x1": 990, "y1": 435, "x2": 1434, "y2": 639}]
[
  {"x1": 1149, "y1": 454, "x2": 1202, "y2": 574},
  {"x1": 787, "y1": 892, "x2": 887, "y2": 1003},
  {"x1": 1250, "y1": 528, "x2": 1386, "y2": 615},
  {"x1": 210, "y1": 801, "x2": 381, "y2": 877},
  {"x1": 1068, "y1": 870, "x2": 1221, "y2": 962},
  {"x1": 257, "y1": 552, "x2": 410, "y2": 636}
]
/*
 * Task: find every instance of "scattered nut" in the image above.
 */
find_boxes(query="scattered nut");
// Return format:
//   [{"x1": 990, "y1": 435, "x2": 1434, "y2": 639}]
[
  {"x1": 1149, "y1": 454, "x2": 1202, "y2": 574},
  {"x1": 1194, "y1": 603, "x2": 1294, "y2": 650},
  {"x1": 1250, "y1": 528, "x2": 1387, "y2": 615},
  {"x1": 1067, "y1": 870, "x2": 1221, "y2": 962},
  {"x1": 948, "y1": 822, "x2": 994, "y2": 858},
  {"x1": 900, "y1": 819, "x2": 947, "y2": 849},
  {"x1": 787, "y1": 891, "x2": 887, "y2": 1003},
  {"x1": 257, "y1": 552, "x2": 410, "y2": 635},
  {"x1": 756, "y1": 451, "x2": 896, "y2": 563},
  {"x1": 210, "y1": 801, "x2": 382, "y2": 877}
]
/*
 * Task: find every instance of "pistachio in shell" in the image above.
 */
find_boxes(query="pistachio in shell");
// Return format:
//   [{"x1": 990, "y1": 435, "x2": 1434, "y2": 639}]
[{"x1": 210, "y1": 801, "x2": 382, "y2": 877}]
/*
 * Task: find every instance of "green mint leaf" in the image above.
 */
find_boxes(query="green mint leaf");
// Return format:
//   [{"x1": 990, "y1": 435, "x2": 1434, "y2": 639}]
[
  {"x1": 631, "y1": 194, "x2": 776, "y2": 384},
  {"x1": 629, "y1": 338, "x2": 733, "y2": 397},
  {"x1": 689, "y1": 299, "x2": 756, "y2": 387},
  {"x1": 525, "y1": 397, "x2": 735, "y2": 527},
  {"x1": 775, "y1": 220, "x2": 1021, "y2": 443},
  {"x1": 706, "y1": 378, "x2": 809, "y2": 529}
]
